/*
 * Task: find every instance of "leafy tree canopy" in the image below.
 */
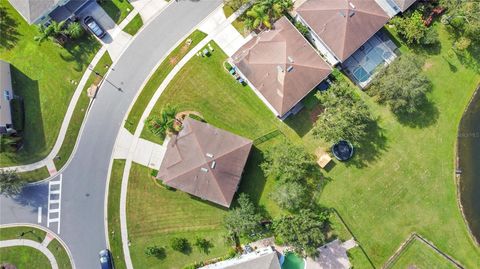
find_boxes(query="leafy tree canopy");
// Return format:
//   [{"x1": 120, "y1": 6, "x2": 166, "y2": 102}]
[
  {"x1": 313, "y1": 81, "x2": 373, "y2": 144},
  {"x1": 369, "y1": 54, "x2": 431, "y2": 115},
  {"x1": 245, "y1": 0, "x2": 293, "y2": 30},
  {"x1": 224, "y1": 193, "x2": 261, "y2": 237},
  {"x1": 441, "y1": 0, "x2": 480, "y2": 49},
  {"x1": 391, "y1": 10, "x2": 438, "y2": 45},
  {"x1": 271, "y1": 181, "x2": 308, "y2": 212},
  {"x1": 261, "y1": 142, "x2": 314, "y2": 182},
  {"x1": 274, "y1": 209, "x2": 330, "y2": 257}
]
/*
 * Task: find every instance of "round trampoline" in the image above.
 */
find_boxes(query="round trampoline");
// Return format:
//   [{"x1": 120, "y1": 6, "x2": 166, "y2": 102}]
[{"x1": 332, "y1": 140, "x2": 354, "y2": 161}]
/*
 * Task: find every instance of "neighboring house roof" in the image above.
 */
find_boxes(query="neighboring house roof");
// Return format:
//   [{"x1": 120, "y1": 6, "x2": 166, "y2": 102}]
[
  {"x1": 8, "y1": 0, "x2": 60, "y2": 24},
  {"x1": 0, "y1": 60, "x2": 14, "y2": 129},
  {"x1": 157, "y1": 118, "x2": 253, "y2": 208},
  {"x1": 297, "y1": 0, "x2": 390, "y2": 62},
  {"x1": 392, "y1": 0, "x2": 417, "y2": 11},
  {"x1": 200, "y1": 247, "x2": 281, "y2": 269},
  {"x1": 231, "y1": 16, "x2": 331, "y2": 117}
]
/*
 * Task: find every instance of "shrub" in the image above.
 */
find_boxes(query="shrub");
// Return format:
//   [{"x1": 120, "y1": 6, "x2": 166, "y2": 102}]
[
  {"x1": 144, "y1": 245, "x2": 166, "y2": 259},
  {"x1": 170, "y1": 237, "x2": 190, "y2": 253}
]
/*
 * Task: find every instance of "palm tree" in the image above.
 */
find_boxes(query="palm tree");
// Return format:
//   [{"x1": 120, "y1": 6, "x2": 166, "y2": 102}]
[
  {"x1": 0, "y1": 170, "x2": 26, "y2": 197},
  {"x1": 66, "y1": 22, "x2": 83, "y2": 39},
  {"x1": 246, "y1": 5, "x2": 271, "y2": 29},
  {"x1": 34, "y1": 24, "x2": 54, "y2": 44},
  {"x1": 260, "y1": 0, "x2": 293, "y2": 20},
  {"x1": 145, "y1": 105, "x2": 178, "y2": 137},
  {"x1": 49, "y1": 20, "x2": 66, "y2": 36},
  {"x1": 0, "y1": 135, "x2": 21, "y2": 153}
]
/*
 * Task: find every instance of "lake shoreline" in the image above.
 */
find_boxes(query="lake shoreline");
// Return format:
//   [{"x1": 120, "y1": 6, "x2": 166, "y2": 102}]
[{"x1": 456, "y1": 84, "x2": 480, "y2": 247}]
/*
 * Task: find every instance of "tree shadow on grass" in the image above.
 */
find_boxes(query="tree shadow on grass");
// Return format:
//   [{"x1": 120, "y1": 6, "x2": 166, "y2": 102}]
[
  {"x1": 395, "y1": 99, "x2": 439, "y2": 128},
  {"x1": 344, "y1": 119, "x2": 389, "y2": 169},
  {"x1": 236, "y1": 146, "x2": 270, "y2": 217},
  {"x1": 59, "y1": 35, "x2": 101, "y2": 72},
  {"x1": 2, "y1": 66, "x2": 46, "y2": 164},
  {"x1": 0, "y1": 6, "x2": 20, "y2": 50},
  {"x1": 98, "y1": 0, "x2": 122, "y2": 24}
]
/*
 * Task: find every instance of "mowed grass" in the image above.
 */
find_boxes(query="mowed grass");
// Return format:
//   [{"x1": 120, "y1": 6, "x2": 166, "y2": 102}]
[
  {"x1": 0, "y1": 246, "x2": 51, "y2": 268},
  {"x1": 54, "y1": 52, "x2": 113, "y2": 169},
  {"x1": 389, "y1": 239, "x2": 457, "y2": 269},
  {"x1": 140, "y1": 41, "x2": 277, "y2": 144},
  {"x1": 127, "y1": 163, "x2": 231, "y2": 269},
  {"x1": 124, "y1": 30, "x2": 208, "y2": 133},
  {"x1": 123, "y1": 14, "x2": 143, "y2": 36},
  {"x1": 99, "y1": 0, "x2": 133, "y2": 24},
  {"x1": 47, "y1": 239, "x2": 72, "y2": 269},
  {"x1": 17, "y1": 166, "x2": 50, "y2": 182},
  {"x1": 0, "y1": 226, "x2": 46, "y2": 242},
  {"x1": 316, "y1": 25, "x2": 480, "y2": 267},
  {"x1": 107, "y1": 160, "x2": 127, "y2": 269},
  {"x1": 0, "y1": 2, "x2": 100, "y2": 166}
]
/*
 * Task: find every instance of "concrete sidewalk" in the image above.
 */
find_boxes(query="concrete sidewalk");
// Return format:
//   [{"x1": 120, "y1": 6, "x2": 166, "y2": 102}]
[{"x1": 0, "y1": 239, "x2": 59, "y2": 269}]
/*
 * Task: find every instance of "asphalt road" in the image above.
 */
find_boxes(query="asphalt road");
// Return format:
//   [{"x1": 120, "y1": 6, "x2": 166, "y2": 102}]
[{"x1": 0, "y1": 1, "x2": 222, "y2": 268}]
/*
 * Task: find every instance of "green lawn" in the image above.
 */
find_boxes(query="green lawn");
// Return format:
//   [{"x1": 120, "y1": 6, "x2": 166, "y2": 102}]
[
  {"x1": 124, "y1": 30, "x2": 208, "y2": 133},
  {"x1": 123, "y1": 14, "x2": 143, "y2": 36},
  {"x1": 0, "y1": 2, "x2": 100, "y2": 166},
  {"x1": 127, "y1": 24, "x2": 480, "y2": 268},
  {"x1": 127, "y1": 163, "x2": 232, "y2": 269},
  {"x1": 0, "y1": 226, "x2": 46, "y2": 242},
  {"x1": 99, "y1": 0, "x2": 133, "y2": 24},
  {"x1": 47, "y1": 239, "x2": 72, "y2": 269},
  {"x1": 107, "y1": 160, "x2": 127, "y2": 269},
  {"x1": 17, "y1": 166, "x2": 50, "y2": 182},
  {"x1": 388, "y1": 238, "x2": 457, "y2": 269},
  {"x1": 0, "y1": 246, "x2": 51, "y2": 268},
  {"x1": 314, "y1": 25, "x2": 480, "y2": 267},
  {"x1": 140, "y1": 41, "x2": 277, "y2": 143},
  {"x1": 54, "y1": 52, "x2": 113, "y2": 169}
]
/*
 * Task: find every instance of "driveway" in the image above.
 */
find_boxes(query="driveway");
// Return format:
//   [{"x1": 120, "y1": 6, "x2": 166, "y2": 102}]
[
  {"x1": 0, "y1": 1, "x2": 222, "y2": 268},
  {"x1": 78, "y1": 1, "x2": 133, "y2": 60},
  {"x1": 198, "y1": 6, "x2": 250, "y2": 56}
]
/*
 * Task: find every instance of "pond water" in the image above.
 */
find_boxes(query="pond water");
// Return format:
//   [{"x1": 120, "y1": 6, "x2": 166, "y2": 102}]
[{"x1": 458, "y1": 88, "x2": 480, "y2": 243}]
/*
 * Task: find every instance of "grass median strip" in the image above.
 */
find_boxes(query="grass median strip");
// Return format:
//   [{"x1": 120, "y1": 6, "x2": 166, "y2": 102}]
[
  {"x1": 17, "y1": 166, "x2": 50, "y2": 183},
  {"x1": 123, "y1": 14, "x2": 144, "y2": 36},
  {"x1": 47, "y1": 239, "x2": 73, "y2": 269},
  {"x1": 53, "y1": 52, "x2": 113, "y2": 170},
  {"x1": 124, "y1": 30, "x2": 208, "y2": 133},
  {"x1": 107, "y1": 160, "x2": 127, "y2": 269}
]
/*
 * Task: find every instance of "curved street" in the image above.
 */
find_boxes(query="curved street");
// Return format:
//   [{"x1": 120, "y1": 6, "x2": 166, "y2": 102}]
[{"x1": 0, "y1": 1, "x2": 222, "y2": 268}]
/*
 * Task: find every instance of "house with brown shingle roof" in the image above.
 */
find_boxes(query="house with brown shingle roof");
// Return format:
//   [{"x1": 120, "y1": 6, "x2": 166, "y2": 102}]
[
  {"x1": 231, "y1": 16, "x2": 332, "y2": 119},
  {"x1": 296, "y1": 0, "x2": 391, "y2": 65},
  {"x1": 157, "y1": 118, "x2": 253, "y2": 208}
]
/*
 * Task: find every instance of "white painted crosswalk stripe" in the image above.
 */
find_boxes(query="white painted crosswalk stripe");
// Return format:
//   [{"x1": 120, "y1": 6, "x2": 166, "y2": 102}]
[{"x1": 47, "y1": 174, "x2": 63, "y2": 234}]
